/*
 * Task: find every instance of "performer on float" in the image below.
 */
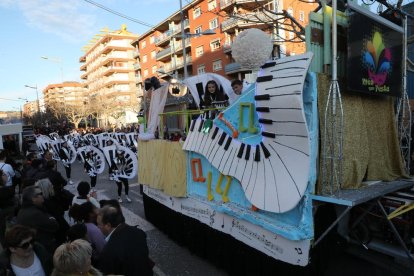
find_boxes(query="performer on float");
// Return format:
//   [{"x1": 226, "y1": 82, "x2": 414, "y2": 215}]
[
  {"x1": 110, "y1": 150, "x2": 131, "y2": 203},
  {"x1": 202, "y1": 80, "x2": 228, "y2": 119},
  {"x1": 59, "y1": 141, "x2": 73, "y2": 184}
]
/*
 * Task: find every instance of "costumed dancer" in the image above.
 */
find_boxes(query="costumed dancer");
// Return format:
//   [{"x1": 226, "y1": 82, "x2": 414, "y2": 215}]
[
  {"x1": 84, "y1": 150, "x2": 99, "y2": 190},
  {"x1": 59, "y1": 141, "x2": 73, "y2": 184},
  {"x1": 109, "y1": 150, "x2": 131, "y2": 203}
]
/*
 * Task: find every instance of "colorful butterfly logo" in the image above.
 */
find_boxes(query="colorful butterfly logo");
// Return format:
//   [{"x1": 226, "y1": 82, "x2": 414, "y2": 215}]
[{"x1": 362, "y1": 32, "x2": 391, "y2": 86}]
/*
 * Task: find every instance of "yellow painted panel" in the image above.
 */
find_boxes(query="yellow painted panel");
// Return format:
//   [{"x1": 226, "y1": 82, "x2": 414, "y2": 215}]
[{"x1": 138, "y1": 140, "x2": 187, "y2": 197}]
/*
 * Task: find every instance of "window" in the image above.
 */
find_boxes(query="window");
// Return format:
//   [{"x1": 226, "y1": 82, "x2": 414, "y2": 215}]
[
  {"x1": 152, "y1": 65, "x2": 157, "y2": 74},
  {"x1": 208, "y1": 0, "x2": 217, "y2": 11},
  {"x1": 197, "y1": 64, "x2": 205, "y2": 75},
  {"x1": 213, "y1": 59, "x2": 222, "y2": 71},
  {"x1": 193, "y1": 7, "x2": 201, "y2": 19},
  {"x1": 151, "y1": 51, "x2": 156, "y2": 59},
  {"x1": 141, "y1": 41, "x2": 146, "y2": 49},
  {"x1": 144, "y1": 69, "x2": 148, "y2": 77},
  {"x1": 210, "y1": 39, "x2": 221, "y2": 51},
  {"x1": 142, "y1": 55, "x2": 147, "y2": 63},
  {"x1": 196, "y1": 46, "x2": 204, "y2": 57},
  {"x1": 195, "y1": 26, "x2": 202, "y2": 34},
  {"x1": 150, "y1": 36, "x2": 155, "y2": 44},
  {"x1": 299, "y1": 11, "x2": 305, "y2": 22},
  {"x1": 209, "y1": 18, "x2": 218, "y2": 29}
]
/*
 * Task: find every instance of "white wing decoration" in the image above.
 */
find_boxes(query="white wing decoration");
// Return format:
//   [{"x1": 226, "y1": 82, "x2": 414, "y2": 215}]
[
  {"x1": 102, "y1": 145, "x2": 137, "y2": 179},
  {"x1": 76, "y1": 145, "x2": 106, "y2": 174}
]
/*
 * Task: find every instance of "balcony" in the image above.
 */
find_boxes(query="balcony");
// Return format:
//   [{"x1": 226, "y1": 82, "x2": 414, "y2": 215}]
[
  {"x1": 134, "y1": 63, "x2": 141, "y2": 70},
  {"x1": 220, "y1": 0, "x2": 268, "y2": 11},
  {"x1": 221, "y1": 11, "x2": 278, "y2": 33},
  {"x1": 133, "y1": 50, "x2": 140, "y2": 58},
  {"x1": 156, "y1": 47, "x2": 172, "y2": 60},
  {"x1": 224, "y1": 62, "x2": 250, "y2": 74},
  {"x1": 155, "y1": 19, "x2": 190, "y2": 46},
  {"x1": 223, "y1": 42, "x2": 232, "y2": 53},
  {"x1": 135, "y1": 74, "x2": 142, "y2": 83}
]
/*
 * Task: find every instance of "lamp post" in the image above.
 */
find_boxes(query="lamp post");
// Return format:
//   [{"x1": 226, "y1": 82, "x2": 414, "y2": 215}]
[
  {"x1": 179, "y1": 0, "x2": 215, "y2": 79},
  {"x1": 24, "y1": 85, "x2": 41, "y2": 116},
  {"x1": 41, "y1": 56, "x2": 63, "y2": 82}
]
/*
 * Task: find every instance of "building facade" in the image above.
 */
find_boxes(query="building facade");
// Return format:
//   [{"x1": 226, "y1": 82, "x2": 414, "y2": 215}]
[
  {"x1": 80, "y1": 24, "x2": 139, "y2": 127},
  {"x1": 133, "y1": 0, "x2": 316, "y2": 85}
]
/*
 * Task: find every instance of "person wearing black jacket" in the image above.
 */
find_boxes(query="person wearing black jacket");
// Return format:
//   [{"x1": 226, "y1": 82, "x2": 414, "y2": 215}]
[
  {"x1": 16, "y1": 186, "x2": 59, "y2": 254},
  {"x1": 97, "y1": 205, "x2": 153, "y2": 276},
  {"x1": 0, "y1": 170, "x2": 16, "y2": 246}
]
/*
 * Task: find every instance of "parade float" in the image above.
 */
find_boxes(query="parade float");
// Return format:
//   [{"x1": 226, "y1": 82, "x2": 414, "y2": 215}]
[{"x1": 137, "y1": 1, "x2": 414, "y2": 273}]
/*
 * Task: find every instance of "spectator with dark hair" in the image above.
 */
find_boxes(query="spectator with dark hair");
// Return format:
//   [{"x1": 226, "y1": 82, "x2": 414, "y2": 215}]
[
  {"x1": 0, "y1": 225, "x2": 53, "y2": 275},
  {"x1": 66, "y1": 223, "x2": 88, "y2": 242},
  {"x1": 36, "y1": 178, "x2": 70, "y2": 245},
  {"x1": 16, "y1": 186, "x2": 59, "y2": 253},
  {"x1": 231, "y1": 79, "x2": 244, "y2": 95},
  {"x1": 97, "y1": 206, "x2": 153, "y2": 276},
  {"x1": 52, "y1": 239, "x2": 103, "y2": 276},
  {"x1": 68, "y1": 202, "x2": 106, "y2": 265},
  {"x1": 72, "y1": 181, "x2": 100, "y2": 208}
]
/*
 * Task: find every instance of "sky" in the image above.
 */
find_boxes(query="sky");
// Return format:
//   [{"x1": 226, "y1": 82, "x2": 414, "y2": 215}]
[
  {"x1": 0, "y1": 0, "x2": 411, "y2": 112},
  {"x1": 0, "y1": 0, "x2": 182, "y2": 112}
]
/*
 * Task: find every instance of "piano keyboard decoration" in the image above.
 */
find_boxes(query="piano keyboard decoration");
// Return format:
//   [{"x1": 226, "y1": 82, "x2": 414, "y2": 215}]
[{"x1": 183, "y1": 52, "x2": 313, "y2": 213}]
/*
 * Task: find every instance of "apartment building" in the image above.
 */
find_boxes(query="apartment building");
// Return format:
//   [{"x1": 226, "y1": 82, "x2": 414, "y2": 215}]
[
  {"x1": 80, "y1": 25, "x2": 139, "y2": 126},
  {"x1": 43, "y1": 82, "x2": 86, "y2": 108},
  {"x1": 134, "y1": 0, "x2": 316, "y2": 84}
]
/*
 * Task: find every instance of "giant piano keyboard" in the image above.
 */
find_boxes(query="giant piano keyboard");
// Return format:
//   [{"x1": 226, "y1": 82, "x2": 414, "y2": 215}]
[{"x1": 183, "y1": 52, "x2": 313, "y2": 213}]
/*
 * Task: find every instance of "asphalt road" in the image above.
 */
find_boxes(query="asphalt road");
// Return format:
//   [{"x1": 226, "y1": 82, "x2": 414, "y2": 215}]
[{"x1": 59, "y1": 160, "x2": 228, "y2": 276}]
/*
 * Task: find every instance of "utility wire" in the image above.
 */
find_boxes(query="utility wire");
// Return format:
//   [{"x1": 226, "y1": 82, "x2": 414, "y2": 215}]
[{"x1": 82, "y1": 0, "x2": 154, "y2": 28}]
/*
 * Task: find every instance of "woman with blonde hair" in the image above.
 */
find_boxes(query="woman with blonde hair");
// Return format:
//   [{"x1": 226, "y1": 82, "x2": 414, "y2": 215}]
[{"x1": 52, "y1": 239, "x2": 102, "y2": 276}]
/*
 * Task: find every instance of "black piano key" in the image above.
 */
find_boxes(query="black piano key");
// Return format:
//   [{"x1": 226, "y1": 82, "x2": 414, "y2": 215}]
[
  {"x1": 224, "y1": 137, "x2": 232, "y2": 151},
  {"x1": 259, "y1": 118, "x2": 273, "y2": 125},
  {"x1": 256, "y1": 75, "x2": 273, "y2": 82},
  {"x1": 245, "y1": 145, "x2": 251, "y2": 160},
  {"x1": 254, "y1": 94, "x2": 270, "y2": 101},
  {"x1": 254, "y1": 145, "x2": 260, "y2": 162},
  {"x1": 190, "y1": 120, "x2": 196, "y2": 132},
  {"x1": 198, "y1": 120, "x2": 204, "y2": 132},
  {"x1": 237, "y1": 143, "x2": 245, "y2": 158},
  {"x1": 260, "y1": 142, "x2": 271, "y2": 158},
  {"x1": 261, "y1": 62, "x2": 276, "y2": 69},
  {"x1": 262, "y1": 131, "x2": 276, "y2": 138},
  {"x1": 218, "y1": 132, "x2": 227, "y2": 146},
  {"x1": 211, "y1": 127, "x2": 219, "y2": 140},
  {"x1": 256, "y1": 107, "x2": 270, "y2": 112}
]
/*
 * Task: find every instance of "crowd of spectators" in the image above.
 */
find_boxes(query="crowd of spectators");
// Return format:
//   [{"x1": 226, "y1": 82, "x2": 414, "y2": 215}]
[{"x1": 0, "y1": 148, "x2": 153, "y2": 275}]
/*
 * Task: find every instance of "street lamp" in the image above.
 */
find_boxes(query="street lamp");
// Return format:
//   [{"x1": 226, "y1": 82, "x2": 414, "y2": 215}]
[
  {"x1": 24, "y1": 85, "x2": 40, "y2": 115},
  {"x1": 41, "y1": 56, "x2": 63, "y2": 82}
]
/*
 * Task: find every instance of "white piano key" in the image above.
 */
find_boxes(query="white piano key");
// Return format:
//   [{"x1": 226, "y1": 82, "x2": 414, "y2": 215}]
[
  {"x1": 210, "y1": 133, "x2": 228, "y2": 169},
  {"x1": 222, "y1": 142, "x2": 240, "y2": 176},
  {"x1": 218, "y1": 141, "x2": 238, "y2": 174},
  {"x1": 188, "y1": 119, "x2": 202, "y2": 152},
  {"x1": 263, "y1": 157, "x2": 279, "y2": 212}
]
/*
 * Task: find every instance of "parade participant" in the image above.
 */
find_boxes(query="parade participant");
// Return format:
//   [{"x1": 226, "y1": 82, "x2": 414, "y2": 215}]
[
  {"x1": 16, "y1": 186, "x2": 59, "y2": 254},
  {"x1": 231, "y1": 79, "x2": 244, "y2": 96},
  {"x1": 110, "y1": 151, "x2": 132, "y2": 203},
  {"x1": 0, "y1": 225, "x2": 53, "y2": 276},
  {"x1": 72, "y1": 181, "x2": 100, "y2": 208},
  {"x1": 203, "y1": 80, "x2": 228, "y2": 108},
  {"x1": 97, "y1": 206, "x2": 153, "y2": 276},
  {"x1": 0, "y1": 150, "x2": 16, "y2": 187},
  {"x1": 52, "y1": 239, "x2": 103, "y2": 276},
  {"x1": 59, "y1": 141, "x2": 73, "y2": 184},
  {"x1": 84, "y1": 150, "x2": 99, "y2": 190}
]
